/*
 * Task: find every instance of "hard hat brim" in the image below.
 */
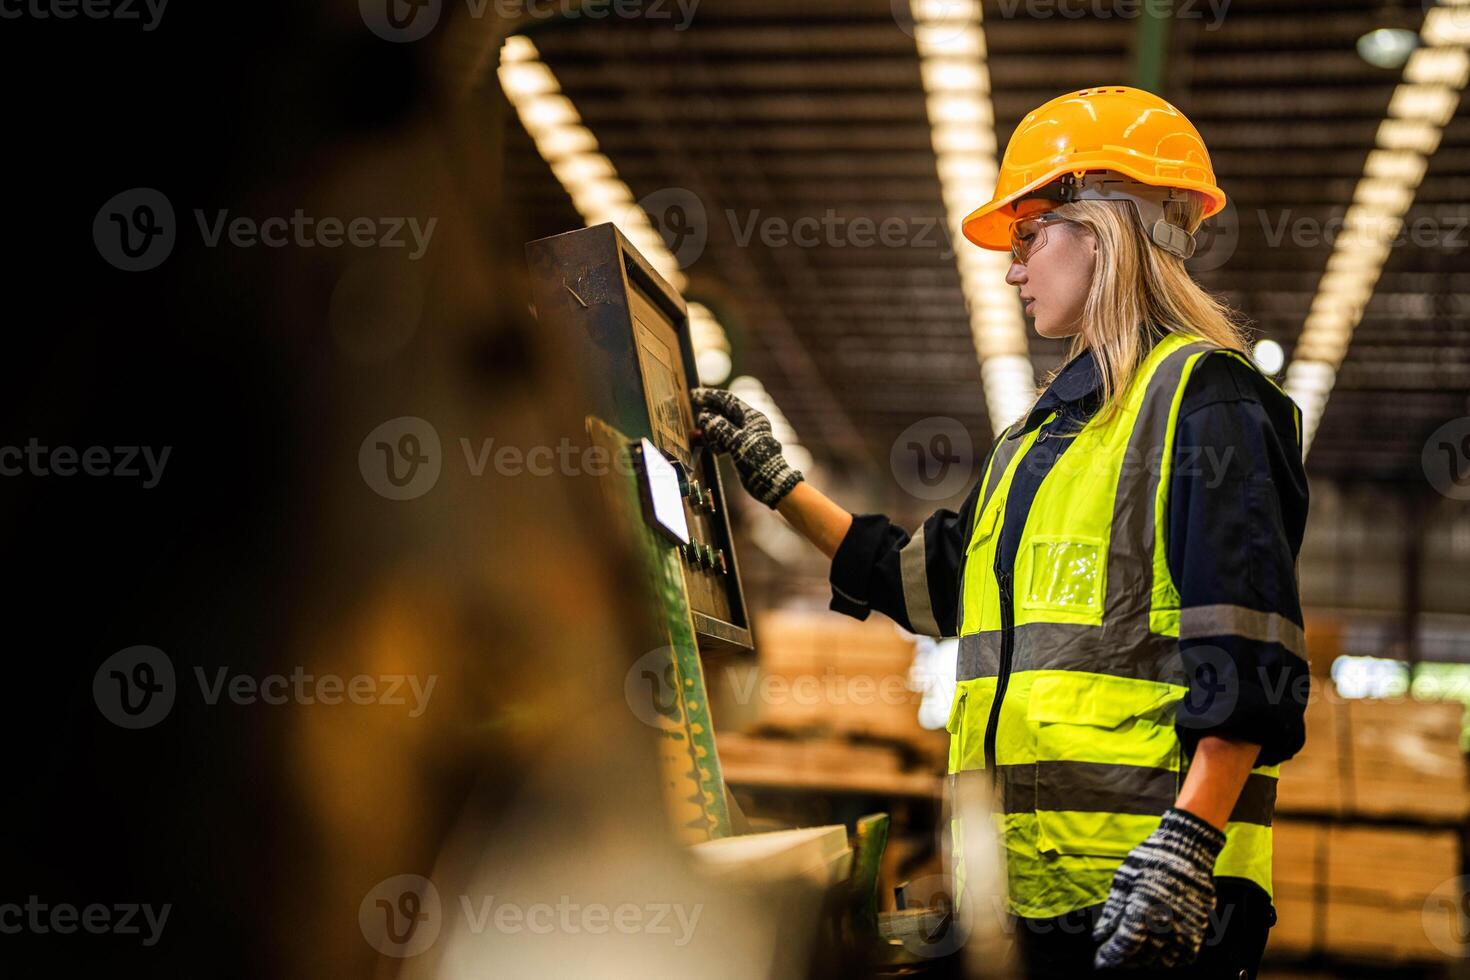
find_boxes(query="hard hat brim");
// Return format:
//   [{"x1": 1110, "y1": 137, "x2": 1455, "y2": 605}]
[{"x1": 961, "y1": 159, "x2": 1228, "y2": 251}]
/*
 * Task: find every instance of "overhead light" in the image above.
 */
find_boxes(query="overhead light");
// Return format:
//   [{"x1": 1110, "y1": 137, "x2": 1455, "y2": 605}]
[
  {"x1": 688, "y1": 302, "x2": 733, "y2": 385},
  {"x1": 1252, "y1": 338, "x2": 1285, "y2": 375},
  {"x1": 1388, "y1": 83, "x2": 1459, "y2": 125},
  {"x1": 1362, "y1": 148, "x2": 1429, "y2": 184},
  {"x1": 908, "y1": 0, "x2": 1034, "y2": 436},
  {"x1": 1358, "y1": 27, "x2": 1419, "y2": 69},
  {"x1": 1285, "y1": 6, "x2": 1469, "y2": 455},
  {"x1": 1424, "y1": 4, "x2": 1470, "y2": 47},
  {"x1": 1375, "y1": 117, "x2": 1442, "y2": 153},
  {"x1": 501, "y1": 37, "x2": 807, "y2": 467},
  {"x1": 1404, "y1": 44, "x2": 1470, "y2": 86}
]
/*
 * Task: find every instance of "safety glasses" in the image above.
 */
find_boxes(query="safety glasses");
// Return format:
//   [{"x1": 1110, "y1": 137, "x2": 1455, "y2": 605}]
[{"x1": 1009, "y1": 211, "x2": 1070, "y2": 264}]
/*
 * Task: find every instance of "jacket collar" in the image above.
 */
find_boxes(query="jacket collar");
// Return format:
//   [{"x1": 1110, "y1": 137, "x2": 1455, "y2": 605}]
[{"x1": 1013, "y1": 347, "x2": 1104, "y2": 436}]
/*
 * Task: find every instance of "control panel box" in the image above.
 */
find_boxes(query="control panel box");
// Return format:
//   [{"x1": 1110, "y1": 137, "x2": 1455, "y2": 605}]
[{"x1": 525, "y1": 223, "x2": 752, "y2": 652}]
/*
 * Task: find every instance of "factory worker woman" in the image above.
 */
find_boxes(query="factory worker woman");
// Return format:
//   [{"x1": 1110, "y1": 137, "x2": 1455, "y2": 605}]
[{"x1": 694, "y1": 87, "x2": 1310, "y2": 979}]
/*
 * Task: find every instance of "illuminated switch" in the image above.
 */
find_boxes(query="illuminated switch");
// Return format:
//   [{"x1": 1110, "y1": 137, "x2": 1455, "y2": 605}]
[{"x1": 714, "y1": 549, "x2": 728, "y2": 575}]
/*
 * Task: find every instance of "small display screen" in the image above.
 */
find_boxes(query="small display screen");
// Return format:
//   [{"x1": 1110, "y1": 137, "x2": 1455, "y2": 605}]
[{"x1": 637, "y1": 438, "x2": 689, "y2": 545}]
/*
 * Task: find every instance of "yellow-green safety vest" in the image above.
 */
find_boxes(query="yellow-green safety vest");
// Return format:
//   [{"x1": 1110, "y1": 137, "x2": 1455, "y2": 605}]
[{"x1": 948, "y1": 331, "x2": 1296, "y2": 919}]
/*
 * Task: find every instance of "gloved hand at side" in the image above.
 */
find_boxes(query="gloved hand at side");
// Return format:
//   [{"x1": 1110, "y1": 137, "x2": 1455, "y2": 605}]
[
  {"x1": 1091, "y1": 806, "x2": 1226, "y2": 970},
  {"x1": 691, "y1": 387, "x2": 804, "y2": 509}
]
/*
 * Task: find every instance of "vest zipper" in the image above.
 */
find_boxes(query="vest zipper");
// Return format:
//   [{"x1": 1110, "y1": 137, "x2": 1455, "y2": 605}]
[
  {"x1": 984, "y1": 416, "x2": 1053, "y2": 774},
  {"x1": 983, "y1": 569, "x2": 1014, "y2": 773}
]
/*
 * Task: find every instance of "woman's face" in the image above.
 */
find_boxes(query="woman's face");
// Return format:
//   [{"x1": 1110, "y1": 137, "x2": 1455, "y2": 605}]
[{"x1": 1004, "y1": 213, "x2": 1097, "y2": 339}]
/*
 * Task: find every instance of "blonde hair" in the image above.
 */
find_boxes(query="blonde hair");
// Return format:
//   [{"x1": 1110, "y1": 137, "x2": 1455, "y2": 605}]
[{"x1": 1037, "y1": 195, "x2": 1249, "y2": 421}]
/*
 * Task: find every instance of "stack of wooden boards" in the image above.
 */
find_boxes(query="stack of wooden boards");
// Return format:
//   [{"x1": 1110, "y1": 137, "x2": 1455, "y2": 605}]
[
  {"x1": 715, "y1": 610, "x2": 945, "y2": 796},
  {"x1": 1272, "y1": 695, "x2": 1468, "y2": 962},
  {"x1": 1277, "y1": 695, "x2": 1469, "y2": 818},
  {"x1": 1272, "y1": 821, "x2": 1462, "y2": 961},
  {"x1": 718, "y1": 731, "x2": 939, "y2": 797}
]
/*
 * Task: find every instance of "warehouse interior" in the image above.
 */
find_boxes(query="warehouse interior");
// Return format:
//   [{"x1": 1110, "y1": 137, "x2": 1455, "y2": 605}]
[{"x1": 10, "y1": 0, "x2": 1470, "y2": 977}]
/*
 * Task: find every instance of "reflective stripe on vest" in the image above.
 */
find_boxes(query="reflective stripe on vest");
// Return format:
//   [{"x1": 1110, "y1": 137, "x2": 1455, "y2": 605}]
[{"x1": 946, "y1": 333, "x2": 1282, "y2": 919}]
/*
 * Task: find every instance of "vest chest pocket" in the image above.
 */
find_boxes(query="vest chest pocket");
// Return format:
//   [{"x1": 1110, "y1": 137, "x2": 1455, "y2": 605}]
[
  {"x1": 1021, "y1": 535, "x2": 1105, "y2": 615},
  {"x1": 1025, "y1": 673, "x2": 1182, "y2": 857}
]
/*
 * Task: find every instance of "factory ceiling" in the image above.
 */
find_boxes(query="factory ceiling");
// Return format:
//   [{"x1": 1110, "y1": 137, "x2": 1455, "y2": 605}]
[{"x1": 502, "y1": 0, "x2": 1470, "y2": 503}]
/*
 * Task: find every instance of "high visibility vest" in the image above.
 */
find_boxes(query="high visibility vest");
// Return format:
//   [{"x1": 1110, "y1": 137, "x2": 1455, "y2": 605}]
[{"x1": 948, "y1": 332, "x2": 1290, "y2": 920}]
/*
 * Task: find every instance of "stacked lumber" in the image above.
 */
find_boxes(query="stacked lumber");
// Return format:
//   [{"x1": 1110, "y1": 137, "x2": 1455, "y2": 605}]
[
  {"x1": 1271, "y1": 819, "x2": 1463, "y2": 961},
  {"x1": 1274, "y1": 695, "x2": 1341, "y2": 813},
  {"x1": 745, "y1": 610, "x2": 947, "y2": 762},
  {"x1": 718, "y1": 731, "x2": 939, "y2": 798},
  {"x1": 1277, "y1": 696, "x2": 1468, "y2": 821},
  {"x1": 1346, "y1": 699, "x2": 1467, "y2": 819}
]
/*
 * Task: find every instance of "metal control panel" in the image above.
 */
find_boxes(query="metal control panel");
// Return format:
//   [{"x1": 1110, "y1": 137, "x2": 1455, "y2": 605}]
[{"x1": 525, "y1": 223, "x2": 752, "y2": 653}]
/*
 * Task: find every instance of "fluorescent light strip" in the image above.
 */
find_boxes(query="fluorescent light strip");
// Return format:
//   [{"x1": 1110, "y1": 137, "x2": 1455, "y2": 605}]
[
  {"x1": 1285, "y1": 2, "x2": 1470, "y2": 453},
  {"x1": 909, "y1": 0, "x2": 1035, "y2": 435},
  {"x1": 500, "y1": 36, "x2": 808, "y2": 465}
]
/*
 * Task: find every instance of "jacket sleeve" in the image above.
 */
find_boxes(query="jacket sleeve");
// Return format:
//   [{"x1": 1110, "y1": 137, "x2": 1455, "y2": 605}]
[
  {"x1": 827, "y1": 477, "x2": 983, "y2": 637},
  {"x1": 1168, "y1": 351, "x2": 1312, "y2": 768}
]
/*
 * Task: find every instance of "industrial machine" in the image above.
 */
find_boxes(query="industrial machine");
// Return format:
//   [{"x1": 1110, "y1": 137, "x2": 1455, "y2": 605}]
[
  {"x1": 525, "y1": 223, "x2": 756, "y2": 842},
  {"x1": 525, "y1": 223, "x2": 753, "y2": 654}
]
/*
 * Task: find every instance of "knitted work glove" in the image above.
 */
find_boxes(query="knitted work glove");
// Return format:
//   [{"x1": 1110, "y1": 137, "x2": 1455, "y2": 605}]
[
  {"x1": 691, "y1": 387, "x2": 804, "y2": 509},
  {"x1": 1092, "y1": 807, "x2": 1226, "y2": 970}
]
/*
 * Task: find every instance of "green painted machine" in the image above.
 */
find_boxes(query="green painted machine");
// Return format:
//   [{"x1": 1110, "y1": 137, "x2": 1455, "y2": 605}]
[{"x1": 526, "y1": 224, "x2": 752, "y2": 841}]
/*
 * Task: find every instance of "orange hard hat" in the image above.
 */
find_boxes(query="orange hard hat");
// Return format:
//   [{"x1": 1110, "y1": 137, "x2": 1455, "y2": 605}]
[{"x1": 962, "y1": 86, "x2": 1226, "y2": 251}]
